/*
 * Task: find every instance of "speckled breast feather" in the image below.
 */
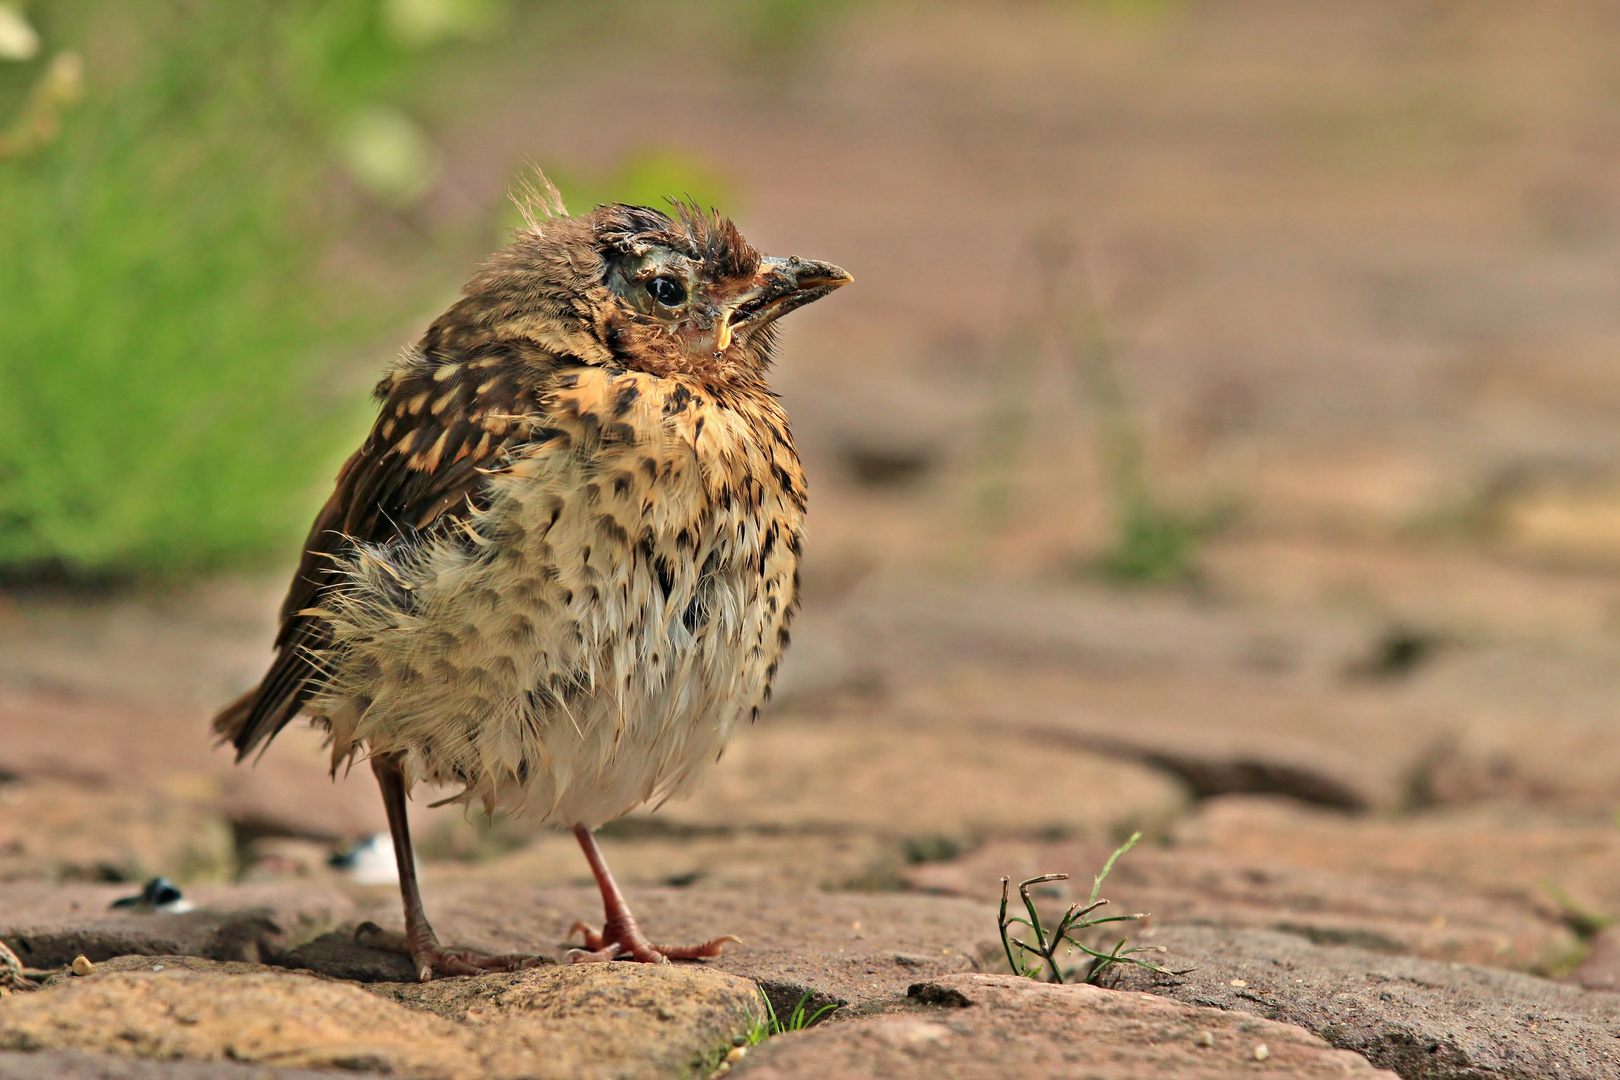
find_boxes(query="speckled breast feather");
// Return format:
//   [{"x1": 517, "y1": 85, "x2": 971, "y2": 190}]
[{"x1": 307, "y1": 354, "x2": 804, "y2": 826}]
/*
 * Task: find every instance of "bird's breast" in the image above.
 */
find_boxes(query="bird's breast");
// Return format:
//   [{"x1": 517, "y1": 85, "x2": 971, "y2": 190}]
[{"x1": 313, "y1": 365, "x2": 804, "y2": 824}]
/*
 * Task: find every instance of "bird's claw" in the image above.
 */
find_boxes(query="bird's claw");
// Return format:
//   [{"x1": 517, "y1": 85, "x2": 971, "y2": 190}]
[
  {"x1": 354, "y1": 920, "x2": 545, "y2": 982},
  {"x1": 566, "y1": 919, "x2": 740, "y2": 964}
]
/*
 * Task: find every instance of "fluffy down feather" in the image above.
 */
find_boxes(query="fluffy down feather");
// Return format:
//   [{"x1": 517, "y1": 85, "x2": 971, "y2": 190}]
[{"x1": 305, "y1": 361, "x2": 801, "y2": 827}]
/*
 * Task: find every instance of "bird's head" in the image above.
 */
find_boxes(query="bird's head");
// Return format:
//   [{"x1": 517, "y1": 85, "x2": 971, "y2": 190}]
[{"x1": 434, "y1": 184, "x2": 850, "y2": 385}]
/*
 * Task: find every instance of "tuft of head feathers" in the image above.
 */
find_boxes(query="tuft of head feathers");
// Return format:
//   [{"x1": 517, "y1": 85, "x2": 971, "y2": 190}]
[
  {"x1": 510, "y1": 168, "x2": 569, "y2": 234},
  {"x1": 594, "y1": 199, "x2": 761, "y2": 282},
  {"x1": 507, "y1": 170, "x2": 756, "y2": 285}
]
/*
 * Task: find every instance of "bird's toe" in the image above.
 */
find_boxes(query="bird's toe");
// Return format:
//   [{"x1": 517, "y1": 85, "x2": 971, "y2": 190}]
[
  {"x1": 655, "y1": 935, "x2": 741, "y2": 960},
  {"x1": 566, "y1": 944, "x2": 628, "y2": 964}
]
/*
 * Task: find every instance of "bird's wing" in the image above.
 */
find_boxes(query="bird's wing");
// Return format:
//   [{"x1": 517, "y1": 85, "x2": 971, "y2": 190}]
[{"x1": 214, "y1": 343, "x2": 552, "y2": 759}]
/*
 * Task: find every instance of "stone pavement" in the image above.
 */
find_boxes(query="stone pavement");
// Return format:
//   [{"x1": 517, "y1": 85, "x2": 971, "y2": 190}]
[{"x1": 8, "y1": 577, "x2": 1620, "y2": 1078}]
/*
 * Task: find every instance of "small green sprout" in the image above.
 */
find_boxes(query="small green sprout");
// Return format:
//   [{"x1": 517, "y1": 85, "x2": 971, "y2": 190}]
[
  {"x1": 745, "y1": 988, "x2": 839, "y2": 1046},
  {"x1": 1539, "y1": 878, "x2": 1615, "y2": 940},
  {"x1": 997, "y1": 832, "x2": 1189, "y2": 984}
]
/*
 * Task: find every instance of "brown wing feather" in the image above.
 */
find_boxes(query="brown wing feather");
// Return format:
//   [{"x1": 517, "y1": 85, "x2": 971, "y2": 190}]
[{"x1": 214, "y1": 341, "x2": 554, "y2": 759}]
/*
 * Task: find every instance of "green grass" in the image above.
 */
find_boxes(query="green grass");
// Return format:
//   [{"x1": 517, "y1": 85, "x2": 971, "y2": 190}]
[
  {"x1": 544, "y1": 145, "x2": 736, "y2": 219},
  {"x1": 0, "y1": 1, "x2": 448, "y2": 580},
  {"x1": 997, "y1": 832, "x2": 1186, "y2": 984},
  {"x1": 744, "y1": 988, "x2": 839, "y2": 1046},
  {"x1": 1099, "y1": 499, "x2": 1226, "y2": 585}
]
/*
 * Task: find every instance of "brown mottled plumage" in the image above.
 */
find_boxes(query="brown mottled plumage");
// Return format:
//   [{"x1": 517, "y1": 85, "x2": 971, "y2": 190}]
[{"x1": 213, "y1": 185, "x2": 849, "y2": 979}]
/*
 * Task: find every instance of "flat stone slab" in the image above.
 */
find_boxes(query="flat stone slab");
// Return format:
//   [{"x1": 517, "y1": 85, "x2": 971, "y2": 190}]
[
  {"x1": 3, "y1": 881, "x2": 998, "y2": 1017},
  {"x1": 1106, "y1": 925, "x2": 1620, "y2": 1080},
  {"x1": 442, "y1": 826, "x2": 906, "y2": 895},
  {"x1": 0, "y1": 884, "x2": 356, "y2": 970},
  {"x1": 1, "y1": 954, "x2": 757, "y2": 1080},
  {"x1": 783, "y1": 582, "x2": 1428, "y2": 811},
  {"x1": 1175, "y1": 795, "x2": 1620, "y2": 922},
  {"x1": 905, "y1": 838, "x2": 1580, "y2": 972},
  {"x1": 624, "y1": 717, "x2": 1190, "y2": 843},
  {"x1": 0, "y1": 692, "x2": 389, "y2": 844},
  {"x1": 1565, "y1": 927, "x2": 1620, "y2": 991},
  {"x1": 0, "y1": 779, "x2": 233, "y2": 886},
  {"x1": 788, "y1": 578, "x2": 1620, "y2": 816},
  {"x1": 0, "y1": 958, "x2": 472, "y2": 1078},
  {"x1": 337, "y1": 883, "x2": 995, "y2": 1013},
  {"x1": 731, "y1": 973, "x2": 1396, "y2": 1079},
  {"x1": 0, "y1": 1050, "x2": 345, "y2": 1079}
]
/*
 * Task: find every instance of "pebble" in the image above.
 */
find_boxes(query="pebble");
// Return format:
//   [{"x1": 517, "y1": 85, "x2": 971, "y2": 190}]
[
  {"x1": 71, "y1": 955, "x2": 93, "y2": 976},
  {"x1": 1254, "y1": 1043, "x2": 1270, "y2": 1061},
  {"x1": 708, "y1": 1042, "x2": 750, "y2": 1078}
]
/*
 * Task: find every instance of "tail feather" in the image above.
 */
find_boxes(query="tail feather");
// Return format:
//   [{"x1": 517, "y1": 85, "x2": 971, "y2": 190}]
[
  {"x1": 210, "y1": 686, "x2": 258, "y2": 751},
  {"x1": 211, "y1": 683, "x2": 302, "y2": 762}
]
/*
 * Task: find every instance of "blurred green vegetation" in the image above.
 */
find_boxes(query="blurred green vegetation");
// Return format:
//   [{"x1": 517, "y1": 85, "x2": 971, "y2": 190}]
[
  {"x1": 544, "y1": 147, "x2": 736, "y2": 221},
  {"x1": 0, "y1": 0, "x2": 820, "y2": 582},
  {"x1": 1067, "y1": 307, "x2": 1223, "y2": 586},
  {"x1": 962, "y1": 237, "x2": 1223, "y2": 585},
  {"x1": 0, "y1": 1, "x2": 432, "y2": 579}
]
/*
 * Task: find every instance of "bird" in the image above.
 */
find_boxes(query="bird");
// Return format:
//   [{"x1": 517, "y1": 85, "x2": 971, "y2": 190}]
[{"x1": 212, "y1": 179, "x2": 849, "y2": 981}]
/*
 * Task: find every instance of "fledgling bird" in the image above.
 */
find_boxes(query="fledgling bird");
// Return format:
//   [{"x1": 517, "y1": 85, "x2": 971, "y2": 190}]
[{"x1": 213, "y1": 181, "x2": 849, "y2": 981}]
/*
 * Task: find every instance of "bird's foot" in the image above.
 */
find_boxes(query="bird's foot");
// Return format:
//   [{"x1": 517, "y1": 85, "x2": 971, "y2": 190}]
[
  {"x1": 566, "y1": 917, "x2": 740, "y2": 965},
  {"x1": 354, "y1": 921, "x2": 546, "y2": 982}
]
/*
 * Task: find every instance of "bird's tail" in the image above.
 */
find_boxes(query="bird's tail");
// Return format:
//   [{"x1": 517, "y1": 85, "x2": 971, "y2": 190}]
[{"x1": 210, "y1": 686, "x2": 258, "y2": 748}]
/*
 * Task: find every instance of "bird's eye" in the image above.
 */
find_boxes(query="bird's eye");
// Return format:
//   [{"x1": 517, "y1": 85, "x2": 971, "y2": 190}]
[{"x1": 646, "y1": 276, "x2": 686, "y2": 308}]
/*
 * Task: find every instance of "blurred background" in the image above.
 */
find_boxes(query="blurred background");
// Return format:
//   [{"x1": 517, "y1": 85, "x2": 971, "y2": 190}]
[{"x1": 8, "y1": 0, "x2": 1620, "y2": 960}]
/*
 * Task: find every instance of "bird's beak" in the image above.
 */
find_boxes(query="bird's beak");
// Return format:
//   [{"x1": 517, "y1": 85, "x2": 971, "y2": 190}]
[{"x1": 727, "y1": 256, "x2": 852, "y2": 332}]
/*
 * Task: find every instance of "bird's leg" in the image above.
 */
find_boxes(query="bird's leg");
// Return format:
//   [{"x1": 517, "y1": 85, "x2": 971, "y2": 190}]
[
  {"x1": 567, "y1": 824, "x2": 740, "y2": 964},
  {"x1": 360, "y1": 753, "x2": 542, "y2": 981}
]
